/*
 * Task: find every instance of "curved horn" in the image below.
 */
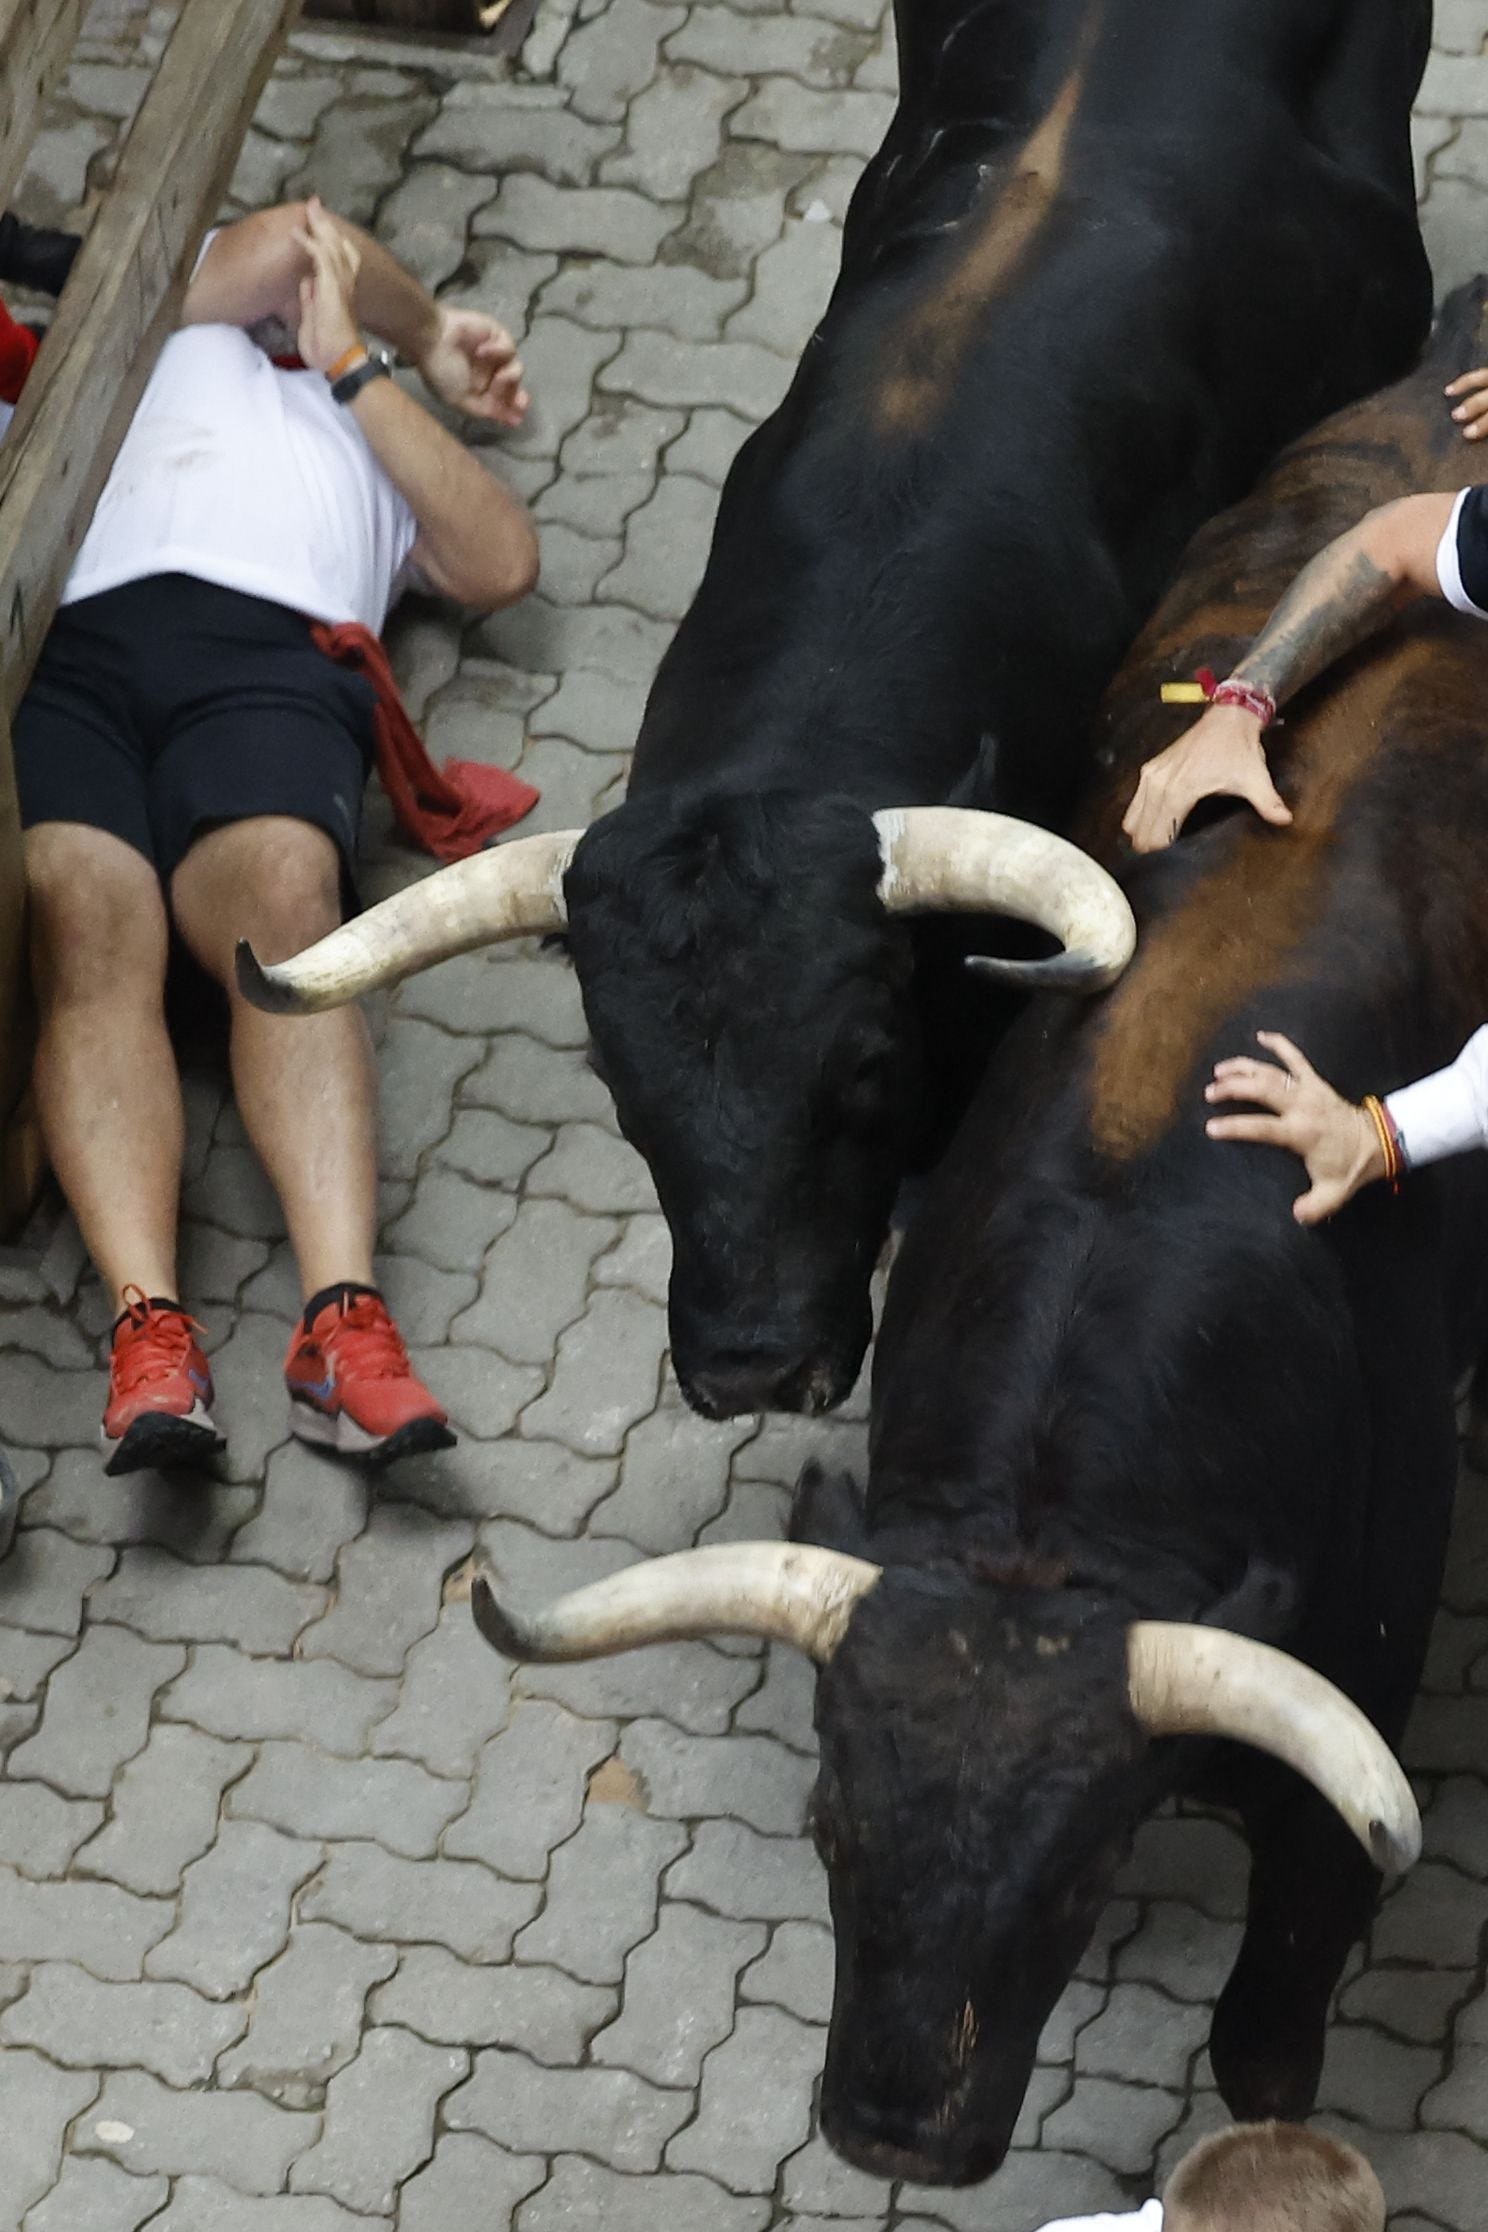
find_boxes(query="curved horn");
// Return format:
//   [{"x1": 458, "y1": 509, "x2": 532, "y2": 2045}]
[
  {"x1": 1127, "y1": 1622, "x2": 1420, "y2": 1875},
  {"x1": 873, "y1": 806, "x2": 1135, "y2": 993},
  {"x1": 235, "y1": 830, "x2": 583, "y2": 1015},
  {"x1": 471, "y1": 1542, "x2": 883, "y2": 1667}
]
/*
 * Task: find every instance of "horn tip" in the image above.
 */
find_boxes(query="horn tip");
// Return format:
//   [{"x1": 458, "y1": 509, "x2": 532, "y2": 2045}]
[
  {"x1": 1370, "y1": 1812, "x2": 1421, "y2": 1877},
  {"x1": 964, "y1": 950, "x2": 1121, "y2": 995},
  {"x1": 471, "y1": 1565, "x2": 536, "y2": 1661},
  {"x1": 235, "y1": 940, "x2": 306, "y2": 1015}
]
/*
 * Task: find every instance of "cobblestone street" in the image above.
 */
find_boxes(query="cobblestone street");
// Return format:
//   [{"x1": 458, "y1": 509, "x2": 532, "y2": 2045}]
[{"x1": 4, "y1": 2, "x2": 1488, "y2": 2225}]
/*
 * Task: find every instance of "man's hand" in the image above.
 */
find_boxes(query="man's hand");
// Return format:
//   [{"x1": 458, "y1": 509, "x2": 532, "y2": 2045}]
[
  {"x1": 1447, "y1": 368, "x2": 1488, "y2": 442},
  {"x1": 1121, "y1": 703, "x2": 1293, "y2": 854},
  {"x1": 292, "y1": 198, "x2": 363, "y2": 375},
  {"x1": 417, "y1": 307, "x2": 529, "y2": 427},
  {"x1": 1204, "y1": 1030, "x2": 1385, "y2": 1225}
]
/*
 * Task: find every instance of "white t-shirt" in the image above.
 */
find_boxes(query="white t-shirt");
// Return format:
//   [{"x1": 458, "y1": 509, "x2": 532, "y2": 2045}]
[
  {"x1": 1036, "y1": 2204, "x2": 1163, "y2": 2232},
  {"x1": 1386, "y1": 1023, "x2": 1488, "y2": 1168},
  {"x1": 59, "y1": 321, "x2": 417, "y2": 631}
]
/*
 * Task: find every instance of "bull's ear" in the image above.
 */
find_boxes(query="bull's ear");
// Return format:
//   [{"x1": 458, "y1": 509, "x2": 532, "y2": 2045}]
[
  {"x1": 1200, "y1": 1558, "x2": 1297, "y2": 1645},
  {"x1": 790, "y1": 1462, "x2": 871, "y2": 1558}
]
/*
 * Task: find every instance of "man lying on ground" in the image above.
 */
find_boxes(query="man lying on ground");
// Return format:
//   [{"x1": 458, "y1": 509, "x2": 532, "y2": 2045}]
[
  {"x1": 1118, "y1": 369, "x2": 1488, "y2": 1222},
  {"x1": 6, "y1": 198, "x2": 537, "y2": 1474}
]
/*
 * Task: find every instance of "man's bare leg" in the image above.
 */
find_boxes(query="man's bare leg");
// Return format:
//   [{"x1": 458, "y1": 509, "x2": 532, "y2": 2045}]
[
  {"x1": 26, "y1": 823, "x2": 182, "y2": 1306},
  {"x1": 168, "y1": 815, "x2": 377, "y2": 1300}
]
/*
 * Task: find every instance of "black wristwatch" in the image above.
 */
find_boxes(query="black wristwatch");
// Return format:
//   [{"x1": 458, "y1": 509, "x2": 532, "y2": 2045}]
[{"x1": 331, "y1": 347, "x2": 394, "y2": 407}]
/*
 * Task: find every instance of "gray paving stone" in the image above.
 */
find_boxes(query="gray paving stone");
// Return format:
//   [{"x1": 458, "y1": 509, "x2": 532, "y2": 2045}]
[
  {"x1": 218, "y1": 1922, "x2": 396, "y2": 2110},
  {"x1": 669, "y1": 8, "x2": 868, "y2": 83},
  {"x1": 521, "y1": 1285, "x2": 669, "y2": 1455},
  {"x1": 1042, "y1": 2075, "x2": 1185, "y2": 2178},
  {"x1": 558, "y1": 0, "x2": 689, "y2": 123},
  {"x1": 476, "y1": 589, "x2": 673, "y2": 683},
  {"x1": 727, "y1": 213, "x2": 842, "y2": 352},
  {"x1": 595, "y1": 1900, "x2": 765, "y2": 2085},
  {"x1": 1374, "y1": 1859, "x2": 1488, "y2": 1968},
  {"x1": 207, "y1": 1310, "x2": 298, "y2": 1484},
  {"x1": 520, "y1": 2157, "x2": 771, "y2": 2232},
  {"x1": 460, "y1": 1029, "x2": 615, "y2": 1126},
  {"x1": 2, "y1": 1962, "x2": 247, "y2": 2084},
  {"x1": 419, "y1": 84, "x2": 620, "y2": 185},
  {"x1": 594, "y1": 1390, "x2": 755, "y2": 1552},
  {"x1": 0, "y1": 2049, "x2": 100, "y2": 2226},
  {"x1": 287, "y1": 91, "x2": 440, "y2": 223},
  {"x1": 560, "y1": 396, "x2": 684, "y2": 481},
  {"x1": 147, "y1": 1820, "x2": 320, "y2": 2001},
  {"x1": 599, "y1": 469, "x2": 717, "y2": 620},
  {"x1": 400, "y1": 2133, "x2": 546, "y2": 2230},
  {"x1": 733, "y1": 1638, "x2": 818, "y2": 1751},
  {"x1": 446, "y1": 1698, "x2": 617, "y2": 1875},
  {"x1": 1038, "y1": 1977, "x2": 1107, "y2": 2067},
  {"x1": 88, "y1": 1545, "x2": 323, "y2": 1649},
  {"x1": 72, "y1": 1722, "x2": 245, "y2": 1895},
  {"x1": 0, "y1": 1622, "x2": 75, "y2": 1700},
  {"x1": 383, "y1": 1166, "x2": 521, "y2": 1274},
  {"x1": 145, "y1": 2188, "x2": 383, "y2": 2232},
  {"x1": 178, "y1": 1221, "x2": 274, "y2": 1308},
  {"x1": 620, "y1": 1718, "x2": 814, "y2": 1832},
  {"x1": 1112, "y1": 1811, "x2": 1248, "y2": 1920},
  {"x1": 478, "y1": 173, "x2": 679, "y2": 266},
  {"x1": 438, "y1": 1107, "x2": 553, "y2": 1190},
  {"x1": 900, "y1": 2149, "x2": 1127, "y2": 2231},
  {"x1": 302, "y1": 1842, "x2": 540, "y2": 1962},
  {"x1": 601, "y1": 328, "x2": 792, "y2": 419},
  {"x1": 415, "y1": 1342, "x2": 547, "y2": 1440},
  {"x1": 372, "y1": 1946, "x2": 612, "y2": 2058},
  {"x1": 534, "y1": 521, "x2": 626, "y2": 606},
  {"x1": 448, "y1": 2043, "x2": 690, "y2": 2170},
  {"x1": 668, "y1": 2003, "x2": 821, "y2": 2189},
  {"x1": 22, "y1": 2154, "x2": 169, "y2": 2232},
  {"x1": 592, "y1": 1213, "x2": 671, "y2": 1306},
  {"x1": 81, "y1": 2069, "x2": 318, "y2": 2194},
  {"x1": 781, "y1": 2131, "x2": 890, "y2": 2218},
  {"x1": 253, "y1": 70, "x2": 342, "y2": 141},
  {"x1": 740, "y1": 1918, "x2": 834, "y2": 2023},
  {"x1": 515, "y1": 1801, "x2": 688, "y2": 1982},
  {"x1": 1320, "y1": 2020, "x2": 1443, "y2": 2131},
  {"x1": 23, "y1": 1448, "x2": 256, "y2": 1560},
  {"x1": 453, "y1": 1434, "x2": 621, "y2": 1536},
  {"x1": 530, "y1": 1121, "x2": 659, "y2": 1213},
  {"x1": 160, "y1": 1642, "x2": 396, "y2": 1751},
  {"x1": 545, "y1": 259, "x2": 747, "y2": 349},
  {"x1": 1418, "y1": 50, "x2": 1488, "y2": 115},
  {"x1": 0, "y1": 1780, "x2": 103, "y2": 1874},
  {"x1": 228, "y1": 1441, "x2": 369, "y2": 1584},
  {"x1": 291, "y1": 2025, "x2": 468, "y2": 2213},
  {"x1": 377, "y1": 1017, "x2": 486, "y2": 1181},
  {"x1": 668, "y1": 142, "x2": 816, "y2": 278},
  {"x1": 662, "y1": 402, "x2": 752, "y2": 487},
  {"x1": 184, "y1": 1145, "x2": 284, "y2": 1244},
  {"x1": 0, "y1": 1526, "x2": 114, "y2": 1634},
  {"x1": 454, "y1": 1197, "x2": 618, "y2": 1369},
  {"x1": 10, "y1": 1623, "x2": 183, "y2": 1797},
  {"x1": 376, "y1": 162, "x2": 495, "y2": 291},
  {"x1": 1075, "y1": 1980, "x2": 1211, "y2": 2091},
  {"x1": 1341, "y1": 1963, "x2": 1470, "y2": 2046},
  {"x1": 367, "y1": 1596, "x2": 512, "y2": 1776},
  {"x1": 1113, "y1": 1900, "x2": 1245, "y2": 2005},
  {"x1": 667, "y1": 1818, "x2": 830, "y2": 1924},
  {"x1": 300, "y1": 1503, "x2": 471, "y2": 1677},
  {"x1": 231, "y1": 1738, "x2": 465, "y2": 1859},
  {"x1": 0, "y1": 1858, "x2": 171, "y2": 1977},
  {"x1": 604, "y1": 65, "x2": 747, "y2": 202}
]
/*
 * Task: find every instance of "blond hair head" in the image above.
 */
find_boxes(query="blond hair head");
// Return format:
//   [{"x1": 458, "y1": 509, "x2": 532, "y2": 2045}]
[{"x1": 1162, "y1": 2122, "x2": 1385, "y2": 2232}]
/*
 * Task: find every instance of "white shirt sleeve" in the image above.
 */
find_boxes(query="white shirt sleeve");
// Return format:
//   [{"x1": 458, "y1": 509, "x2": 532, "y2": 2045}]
[
  {"x1": 1385, "y1": 1025, "x2": 1488, "y2": 1168},
  {"x1": 1436, "y1": 488, "x2": 1488, "y2": 619},
  {"x1": 1035, "y1": 2206, "x2": 1163, "y2": 2232}
]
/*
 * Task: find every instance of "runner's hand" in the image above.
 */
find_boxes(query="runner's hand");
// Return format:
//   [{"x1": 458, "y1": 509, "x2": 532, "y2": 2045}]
[
  {"x1": 1447, "y1": 367, "x2": 1488, "y2": 442},
  {"x1": 1122, "y1": 703, "x2": 1292, "y2": 853},
  {"x1": 1204, "y1": 1030, "x2": 1384, "y2": 1225},
  {"x1": 292, "y1": 197, "x2": 363, "y2": 375},
  {"x1": 418, "y1": 307, "x2": 529, "y2": 427}
]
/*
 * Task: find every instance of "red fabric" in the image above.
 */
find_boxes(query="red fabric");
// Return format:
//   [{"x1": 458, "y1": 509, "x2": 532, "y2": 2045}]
[
  {"x1": 0, "y1": 301, "x2": 39, "y2": 404},
  {"x1": 311, "y1": 619, "x2": 539, "y2": 863}
]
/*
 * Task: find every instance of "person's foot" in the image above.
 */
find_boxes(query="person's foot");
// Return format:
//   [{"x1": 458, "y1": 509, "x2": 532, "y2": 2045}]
[
  {"x1": 285, "y1": 1284, "x2": 455, "y2": 1465},
  {"x1": 102, "y1": 1288, "x2": 225, "y2": 1477}
]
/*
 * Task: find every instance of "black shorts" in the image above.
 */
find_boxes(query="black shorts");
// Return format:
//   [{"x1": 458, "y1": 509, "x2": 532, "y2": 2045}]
[{"x1": 13, "y1": 572, "x2": 377, "y2": 885}]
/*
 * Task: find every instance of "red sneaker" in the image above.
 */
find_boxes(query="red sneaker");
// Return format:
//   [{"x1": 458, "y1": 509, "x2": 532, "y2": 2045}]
[
  {"x1": 102, "y1": 1288, "x2": 225, "y2": 1477},
  {"x1": 285, "y1": 1286, "x2": 455, "y2": 1465}
]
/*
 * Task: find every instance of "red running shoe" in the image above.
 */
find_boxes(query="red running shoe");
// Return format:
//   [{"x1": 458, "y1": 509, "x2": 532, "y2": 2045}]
[
  {"x1": 102, "y1": 1287, "x2": 224, "y2": 1477},
  {"x1": 285, "y1": 1285, "x2": 455, "y2": 1465}
]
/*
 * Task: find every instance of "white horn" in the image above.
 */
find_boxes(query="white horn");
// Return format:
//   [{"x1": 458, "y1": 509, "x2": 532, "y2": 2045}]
[
  {"x1": 472, "y1": 1542, "x2": 883, "y2": 1667},
  {"x1": 1127, "y1": 1622, "x2": 1420, "y2": 1875},
  {"x1": 235, "y1": 829, "x2": 582, "y2": 1015},
  {"x1": 873, "y1": 805, "x2": 1135, "y2": 992}
]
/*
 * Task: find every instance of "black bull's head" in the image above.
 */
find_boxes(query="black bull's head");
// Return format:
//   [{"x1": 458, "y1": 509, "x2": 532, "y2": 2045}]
[
  {"x1": 468, "y1": 1542, "x2": 1419, "y2": 2187},
  {"x1": 234, "y1": 795, "x2": 1135, "y2": 1418}
]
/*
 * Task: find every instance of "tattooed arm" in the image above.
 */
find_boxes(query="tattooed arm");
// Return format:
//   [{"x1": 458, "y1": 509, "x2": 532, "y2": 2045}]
[{"x1": 1122, "y1": 493, "x2": 1458, "y2": 854}]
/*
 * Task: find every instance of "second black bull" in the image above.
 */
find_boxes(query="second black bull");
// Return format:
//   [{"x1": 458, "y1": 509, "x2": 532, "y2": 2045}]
[
  {"x1": 244, "y1": 0, "x2": 1432, "y2": 1418},
  {"x1": 471, "y1": 285, "x2": 1488, "y2": 2187}
]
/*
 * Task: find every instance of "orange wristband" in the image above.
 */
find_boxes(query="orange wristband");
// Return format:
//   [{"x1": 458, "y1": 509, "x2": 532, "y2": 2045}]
[{"x1": 325, "y1": 341, "x2": 367, "y2": 382}]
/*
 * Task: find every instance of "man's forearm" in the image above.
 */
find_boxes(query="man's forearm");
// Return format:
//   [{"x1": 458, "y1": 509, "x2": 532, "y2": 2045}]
[
  {"x1": 340, "y1": 221, "x2": 439, "y2": 365},
  {"x1": 347, "y1": 376, "x2": 536, "y2": 609},
  {"x1": 182, "y1": 202, "x2": 440, "y2": 365},
  {"x1": 1230, "y1": 527, "x2": 1403, "y2": 710}
]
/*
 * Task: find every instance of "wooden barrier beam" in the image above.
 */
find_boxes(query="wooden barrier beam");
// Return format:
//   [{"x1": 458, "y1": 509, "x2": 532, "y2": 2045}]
[
  {"x1": 0, "y1": 0, "x2": 89, "y2": 216},
  {"x1": 0, "y1": 0, "x2": 303, "y2": 722}
]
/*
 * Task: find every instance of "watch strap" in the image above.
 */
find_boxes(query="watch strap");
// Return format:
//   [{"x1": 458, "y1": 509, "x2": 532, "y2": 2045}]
[{"x1": 331, "y1": 353, "x2": 392, "y2": 407}]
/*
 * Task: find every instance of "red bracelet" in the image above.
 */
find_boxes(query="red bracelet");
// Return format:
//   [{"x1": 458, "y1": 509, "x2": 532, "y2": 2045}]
[{"x1": 1210, "y1": 677, "x2": 1279, "y2": 729}]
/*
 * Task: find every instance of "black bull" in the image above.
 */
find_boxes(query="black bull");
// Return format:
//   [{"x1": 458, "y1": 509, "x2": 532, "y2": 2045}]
[
  {"x1": 476, "y1": 284, "x2": 1488, "y2": 2188},
  {"x1": 561, "y1": 0, "x2": 1432, "y2": 1420}
]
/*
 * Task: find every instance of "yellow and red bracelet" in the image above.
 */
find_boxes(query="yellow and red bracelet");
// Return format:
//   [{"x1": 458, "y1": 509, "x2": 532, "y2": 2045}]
[
  {"x1": 325, "y1": 340, "x2": 368, "y2": 383},
  {"x1": 1360, "y1": 1094, "x2": 1404, "y2": 1193}
]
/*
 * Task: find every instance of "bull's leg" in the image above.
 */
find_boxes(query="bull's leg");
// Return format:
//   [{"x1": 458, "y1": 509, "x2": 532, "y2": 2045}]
[
  {"x1": 1209, "y1": 1788, "x2": 1377, "y2": 2122},
  {"x1": 1300, "y1": 0, "x2": 1432, "y2": 205},
  {"x1": 1462, "y1": 1354, "x2": 1488, "y2": 1475}
]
